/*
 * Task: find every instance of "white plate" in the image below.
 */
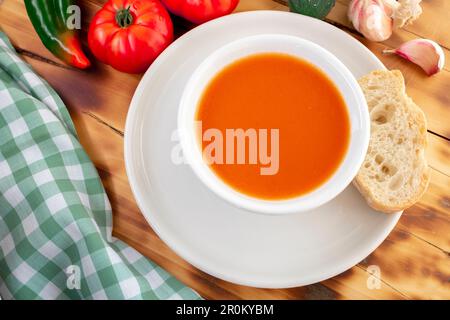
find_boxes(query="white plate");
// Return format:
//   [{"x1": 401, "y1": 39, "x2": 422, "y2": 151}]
[{"x1": 125, "y1": 11, "x2": 401, "y2": 288}]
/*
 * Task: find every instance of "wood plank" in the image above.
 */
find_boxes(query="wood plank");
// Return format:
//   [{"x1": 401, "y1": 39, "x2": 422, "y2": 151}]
[
  {"x1": 403, "y1": 0, "x2": 450, "y2": 49},
  {"x1": 236, "y1": 0, "x2": 288, "y2": 12},
  {"x1": 400, "y1": 169, "x2": 450, "y2": 252},
  {"x1": 1, "y1": 0, "x2": 449, "y2": 300},
  {"x1": 427, "y1": 133, "x2": 450, "y2": 177},
  {"x1": 359, "y1": 224, "x2": 450, "y2": 299}
]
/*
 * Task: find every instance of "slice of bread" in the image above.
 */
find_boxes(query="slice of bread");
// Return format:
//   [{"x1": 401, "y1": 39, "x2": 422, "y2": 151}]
[{"x1": 354, "y1": 70, "x2": 430, "y2": 213}]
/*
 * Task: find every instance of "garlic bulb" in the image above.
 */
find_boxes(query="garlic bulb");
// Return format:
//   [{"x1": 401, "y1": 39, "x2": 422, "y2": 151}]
[
  {"x1": 348, "y1": 0, "x2": 423, "y2": 42},
  {"x1": 383, "y1": 39, "x2": 445, "y2": 76},
  {"x1": 348, "y1": 0, "x2": 393, "y2": 42}
]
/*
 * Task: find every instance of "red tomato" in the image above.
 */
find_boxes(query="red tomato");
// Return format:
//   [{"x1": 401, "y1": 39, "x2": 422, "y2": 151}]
[
  {"x1": 88, "y1": 0, "x2": 173, "y2": 73},
  {"x1": 161, "y1": 0, "x2": 239, "y2": 24}
]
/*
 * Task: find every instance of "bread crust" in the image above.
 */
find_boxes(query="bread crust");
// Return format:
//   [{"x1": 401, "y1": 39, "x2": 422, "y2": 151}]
[{"x1": 354, "y1": 70, "x2": 430, "y2": 214}]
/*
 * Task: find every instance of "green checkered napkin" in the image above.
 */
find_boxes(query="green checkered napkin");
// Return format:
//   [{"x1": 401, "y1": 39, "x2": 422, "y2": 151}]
[{"x1": 0, "y1": 31, "x2": 200, "y2": 300}]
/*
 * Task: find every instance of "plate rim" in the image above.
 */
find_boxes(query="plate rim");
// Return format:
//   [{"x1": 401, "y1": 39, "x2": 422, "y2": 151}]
[{"x1": 124, "y1": 10, "x2": 402, "y2": 288}]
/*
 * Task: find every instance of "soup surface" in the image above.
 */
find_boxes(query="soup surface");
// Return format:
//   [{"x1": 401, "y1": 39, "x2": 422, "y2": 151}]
[{"x1": 196, "y1": 53, "x2": 350, "y2": 200}]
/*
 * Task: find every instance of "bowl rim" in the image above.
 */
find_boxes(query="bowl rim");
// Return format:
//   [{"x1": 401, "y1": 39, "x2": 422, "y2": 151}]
[{"x1": 178, "y1": 34, "x2": 370, "y2": 215}]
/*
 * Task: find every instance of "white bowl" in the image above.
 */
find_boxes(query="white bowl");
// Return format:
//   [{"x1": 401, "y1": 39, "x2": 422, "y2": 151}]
[{"x1": 178, "y1": 34, "x2": 370, "y2": 214}]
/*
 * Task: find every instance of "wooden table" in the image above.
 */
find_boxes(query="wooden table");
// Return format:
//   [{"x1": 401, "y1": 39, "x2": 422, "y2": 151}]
[{"x1": 1, "y1": 0, "x2": 449, "y2": 299}]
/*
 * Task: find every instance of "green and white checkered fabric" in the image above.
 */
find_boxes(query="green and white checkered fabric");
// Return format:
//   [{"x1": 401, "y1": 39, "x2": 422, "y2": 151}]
[{"x1": 0, "y1": 31, "x2": 200, "y2": 300}]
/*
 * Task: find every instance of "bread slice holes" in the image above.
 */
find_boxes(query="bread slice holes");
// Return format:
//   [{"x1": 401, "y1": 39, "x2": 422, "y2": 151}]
[
  {"x1": 375, "y1": 154, "x2": 384, "y2": 164},
  {"x1": 397, "y1": 137, "x2": 404, "y2": 145},
  {"x1": 373, "y1": 114, "x2": 387, "y2": 124},
  {"x1": 381, "y1": 163, "x2": 397, "y2": 177},
  {"x1": 370, "y1": 105, "x2": 395, "y2": 125},
  {"x1": 389, "y1": 174, "x2": 404, "y2": 190},
  {"x1": 375, "y1": 174, "x2": 385, "y2": 182}
]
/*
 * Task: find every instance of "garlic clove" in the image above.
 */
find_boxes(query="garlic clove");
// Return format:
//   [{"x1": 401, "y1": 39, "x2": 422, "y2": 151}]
[
  {"x1": 348, "y1": 0, "x2": 393, "y2": 42},
  {"x1": 363, "y1": 1, "x2": 393, "y2": 41},
  {"x1": 348, "y1": 0, "x2": 365, "y2": 32},
  {"x1": 384, "y1": 39, "x2": 445, "y2": 76}
]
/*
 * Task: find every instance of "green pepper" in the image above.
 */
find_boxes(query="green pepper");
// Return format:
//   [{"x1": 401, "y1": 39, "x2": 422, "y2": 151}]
[
  {"x1": 288, "y1": 0, "x2": 336, "y2": 20},
  {"x1": 24, "y1": 0, "x2": 90, "y2": 69}
]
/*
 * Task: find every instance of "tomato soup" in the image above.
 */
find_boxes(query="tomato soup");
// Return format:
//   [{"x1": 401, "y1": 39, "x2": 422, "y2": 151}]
[{"x1": 195, "y1": 53, "x2": 350, "y2": 200}]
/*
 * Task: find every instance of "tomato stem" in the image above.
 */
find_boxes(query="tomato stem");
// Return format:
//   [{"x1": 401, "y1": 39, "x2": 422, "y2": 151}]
[{"x1": 116, "y1": 6, "x2": 133, "y2": 28}]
